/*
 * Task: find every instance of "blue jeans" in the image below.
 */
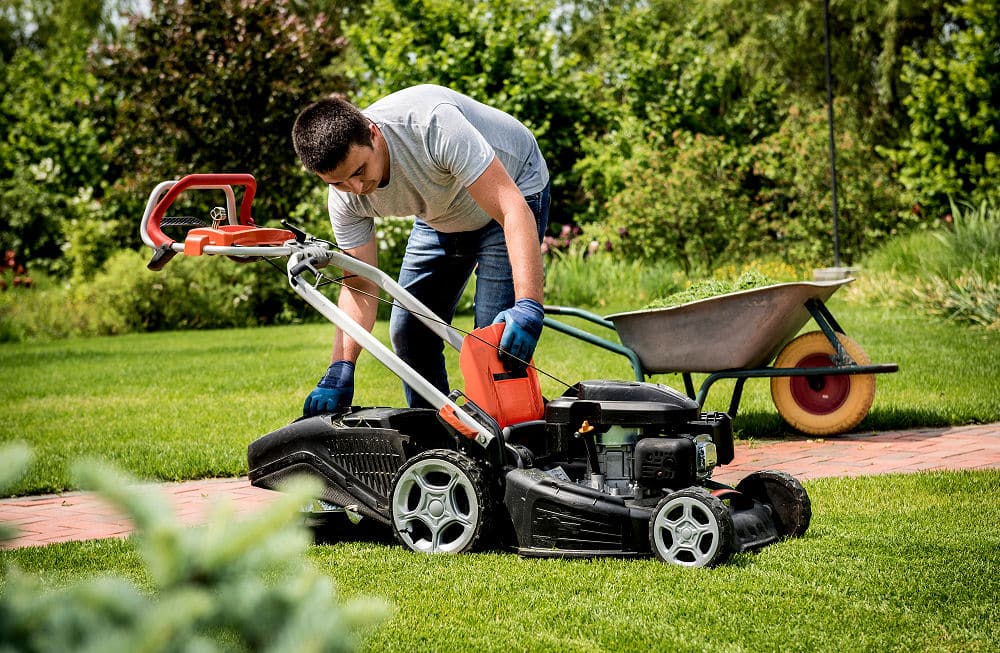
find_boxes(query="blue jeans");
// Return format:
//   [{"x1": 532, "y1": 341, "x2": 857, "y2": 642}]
[{"x1": 390, "y1": 184, "x2": 550, "y2": 408}]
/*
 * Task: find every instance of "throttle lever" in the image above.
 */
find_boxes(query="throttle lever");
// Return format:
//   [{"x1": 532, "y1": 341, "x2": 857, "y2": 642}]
[{"x1": 280, "y1": 219, "x2": 309, "y2": 243}]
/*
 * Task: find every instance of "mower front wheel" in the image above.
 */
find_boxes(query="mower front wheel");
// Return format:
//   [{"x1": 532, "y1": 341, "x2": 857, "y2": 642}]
[
  {"x1": 648, "y1": 488, "x2": 735, "y2": 568},
  {"x1": 390, "y1": 449, "x2": 493, "y2": 554}
]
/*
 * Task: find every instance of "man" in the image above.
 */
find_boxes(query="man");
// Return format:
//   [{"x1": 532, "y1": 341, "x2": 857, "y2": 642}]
[{"x1": 292, "y1": 84, "x2": 549, "y2": 415}]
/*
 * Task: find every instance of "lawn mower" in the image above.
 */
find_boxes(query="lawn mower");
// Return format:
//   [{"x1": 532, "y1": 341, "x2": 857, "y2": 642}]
[{"x1": 140, "y1": 173, "x2": 811, "y2": 567}]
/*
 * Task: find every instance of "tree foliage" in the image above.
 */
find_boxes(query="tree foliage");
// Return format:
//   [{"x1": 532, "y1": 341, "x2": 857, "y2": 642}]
[
  {"x1": 0, "y1": 0, "x2": 127, "y2": 61},
  {"x1": 893, "y1": 0, "x2": 1000, "y2": 216},
  {"x1": 749, "y1": 103, "x2": 910, "y2": 266},
  {"x1": 99, "y1": 0, "x2": 350, "y2": 231},
  {"x1": 0, "y1": 17, "x2": 109, "y2": 267},
  {"x1": 341, "y1": 0, "x2": 596, "y2": 221},
  {"x1": 605, "y1": 130, "x2": 752, "y2": 272},
  {"x1": 573, "y1": 0, "x2": 937, "y2": 268},
  {"x1": 1, "y1": 0, "x2": 997, "y2": 335},
  {"x1": 0, "y1": 443, "x2": 389, "y2": 652}
]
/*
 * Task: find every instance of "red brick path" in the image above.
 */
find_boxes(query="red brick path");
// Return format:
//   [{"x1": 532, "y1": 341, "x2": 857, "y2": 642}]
[{"x1": 3, "y1": 422, "x2": 998, "y2": 549}]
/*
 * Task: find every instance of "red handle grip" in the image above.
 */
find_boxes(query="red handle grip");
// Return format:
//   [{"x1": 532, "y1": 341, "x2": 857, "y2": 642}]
[{"x1": 146, "y1": 173, "x2": 257, "y2": 248}]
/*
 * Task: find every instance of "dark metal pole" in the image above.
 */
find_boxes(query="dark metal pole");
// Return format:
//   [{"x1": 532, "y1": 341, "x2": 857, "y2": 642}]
[{"x1": 824, "y1": 0, "x2": 841, "y2": 268}]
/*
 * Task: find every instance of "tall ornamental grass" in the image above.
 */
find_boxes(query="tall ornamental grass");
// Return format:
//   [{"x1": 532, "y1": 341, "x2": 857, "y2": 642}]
[{"x1": 850, "y1": 201, "x2": 999, "y2": 329}]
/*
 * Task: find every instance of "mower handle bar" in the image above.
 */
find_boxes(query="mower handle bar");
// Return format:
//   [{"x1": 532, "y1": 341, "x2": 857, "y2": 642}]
[
  {"x1": 138, "y1": 175, "x2": 491, "y2": 445},
  {"x1": 286, "y1": 248, "x2": 493, "y2": 447},
  {"x1": 140, "y1": 173, "x2": 259, "y2": 250}
]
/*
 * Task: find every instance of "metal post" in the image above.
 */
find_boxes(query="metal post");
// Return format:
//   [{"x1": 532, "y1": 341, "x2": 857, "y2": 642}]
[{"x1": 824, "y1": 0, "x2": 842, "y2": 268}]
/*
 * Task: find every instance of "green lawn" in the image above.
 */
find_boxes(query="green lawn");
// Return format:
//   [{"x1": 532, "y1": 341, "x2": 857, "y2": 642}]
[
  {"x1": 1, "y1": 297, "x2": 998, "y2": 496},
  {"x1": 3, "y1": 470, "x2": 998, "y2": 651}
]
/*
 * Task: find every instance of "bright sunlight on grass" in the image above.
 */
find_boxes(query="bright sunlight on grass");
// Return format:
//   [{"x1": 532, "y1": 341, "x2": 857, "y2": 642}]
[{"x1": 1, "y1": 296, "x2": 998, "y2": 496}]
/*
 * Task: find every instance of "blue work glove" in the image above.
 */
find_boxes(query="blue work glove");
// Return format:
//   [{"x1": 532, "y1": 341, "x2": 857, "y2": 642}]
[
  {"x1": 303, "y1": 361, "x2": 355, "y2": 416},
  {"x1": 492, "y1": 298, "x2": 544, "y2": 370}
]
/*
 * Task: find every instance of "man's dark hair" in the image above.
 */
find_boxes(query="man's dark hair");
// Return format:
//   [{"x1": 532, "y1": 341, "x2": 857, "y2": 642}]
[{"x1": 292, "y1": 96, "x2": 373, "y2": 174}]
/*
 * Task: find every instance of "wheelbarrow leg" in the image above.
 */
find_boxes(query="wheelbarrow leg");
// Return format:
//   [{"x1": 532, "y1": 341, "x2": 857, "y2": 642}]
[
  {"x1": 805, "y1": 299, "x2": 855, "y2": 365},
  {"x1": 682, "y1": 372, "x2": 696, "y2": 399},
  {"x1": 727, "y1": 378, "x2": 747, "y2": 419},
  {"x1": 694, "y1": 372, "x2": 747, "y2": 420}
]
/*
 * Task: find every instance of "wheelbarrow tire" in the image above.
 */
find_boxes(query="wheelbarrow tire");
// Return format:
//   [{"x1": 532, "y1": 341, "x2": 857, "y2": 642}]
[{"x1": 770, "y1": 331, "x2": 875, "y2": 436}]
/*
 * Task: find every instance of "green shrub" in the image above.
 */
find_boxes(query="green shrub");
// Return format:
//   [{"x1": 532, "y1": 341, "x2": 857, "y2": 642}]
[
  {"x1": 543, "y1": 245, "x2": 684, "y2": 310},
  {"x1": 940, "y1": 200, "x2": 1000, "y2": 279},
  {"x1": 0, "y1": 443, "x2": 389, "y2": 652},
  {"x1": 912, "y1": 269, "x2": 999, "y2": 330},
  {"x1": 86, "y1": 251, "x2": 318, "y2": 333},
  {"x1": 892, "y1": 0, "x2": 1000, "y2": 216},
  {"x1": 604, "y1": 130, "x2": 753, "y2": 273},
  {"x1": 852, "y1": 200, "x2": 999, "y2": 329},
  {"x1": 749, "y1": 103, "x2": 912, "y2": 266},
  {"x1": 0, "y1": 38, "x2": 110, "y2": 270},
  {"x1": 856, "y1": 228, "x2": 948, "y2": 279},
  {"x1": 0, "y1": 249, "x2": 321, "y2": 341},
  {"x1": 596, "y1": 102, "x2": 909, "y2": 272}
]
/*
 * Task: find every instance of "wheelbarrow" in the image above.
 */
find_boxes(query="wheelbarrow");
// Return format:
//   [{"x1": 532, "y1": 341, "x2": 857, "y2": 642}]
[{"x1": 543, "y1": 279, "x2": 899, "y2": 436}]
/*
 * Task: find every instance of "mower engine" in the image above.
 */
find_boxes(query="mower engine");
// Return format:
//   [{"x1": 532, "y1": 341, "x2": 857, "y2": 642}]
[
  {"x1": 527, "y1": 380, "x2": 732, "y2": 499},
  {"x1": 574, "y1": 426, "x2": 719, "y2": 497},
  {"x1": 501, "y1": 380, "x2": 793, "y2": 565}
]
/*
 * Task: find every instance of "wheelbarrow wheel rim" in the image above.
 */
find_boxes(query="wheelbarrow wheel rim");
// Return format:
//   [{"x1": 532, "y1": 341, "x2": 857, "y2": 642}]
[{"x1": 770, "y1": 331, "x2": 876, "y2": 436}]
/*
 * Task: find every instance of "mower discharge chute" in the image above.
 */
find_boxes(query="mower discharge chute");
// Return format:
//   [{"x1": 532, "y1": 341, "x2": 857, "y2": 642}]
[{"x1": 141, "y1": 174, "x2": 811, "y2": 568}]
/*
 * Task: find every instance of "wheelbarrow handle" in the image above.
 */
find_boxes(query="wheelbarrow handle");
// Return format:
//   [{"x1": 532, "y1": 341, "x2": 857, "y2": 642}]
[
  {"x1": 542, "y1": 305, "x2": 617, "y2": 330},
  {"x1": 542, "y1": 305, "x2": 645, "y2": 381}
]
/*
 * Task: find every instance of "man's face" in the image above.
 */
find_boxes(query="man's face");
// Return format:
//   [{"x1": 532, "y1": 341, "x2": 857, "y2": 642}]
[
  {"x1": 317, "y1": 125, "x2": 386, "y2": 196},
  {"x1": 318, "y1": 144, "x2": 383, "y2": 195}
]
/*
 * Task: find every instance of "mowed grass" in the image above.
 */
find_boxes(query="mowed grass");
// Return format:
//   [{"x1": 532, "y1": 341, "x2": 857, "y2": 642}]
[
  {"x1": 0, "y1": 297, "x2": 1000, "y2": 494},
  {"x1": 1, "y1": 296, "x2": 998, "y2": 496},
  {"x1": 3, "y1": 470, "x2": 998, "y2": 651}
]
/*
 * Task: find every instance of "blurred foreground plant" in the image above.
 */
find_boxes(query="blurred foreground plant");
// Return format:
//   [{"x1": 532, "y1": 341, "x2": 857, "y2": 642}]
[{"x1": 0, "y1": 444, "x2": 389, "y2": 653}]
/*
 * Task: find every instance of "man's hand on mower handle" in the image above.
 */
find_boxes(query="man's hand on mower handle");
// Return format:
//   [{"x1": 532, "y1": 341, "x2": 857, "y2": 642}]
[
  {"x1": 303, "y1": 361, "x2": 355, "y2": 416},
  {"x1": 492, "y1": 298, "x2": 544, "y2": 370}
]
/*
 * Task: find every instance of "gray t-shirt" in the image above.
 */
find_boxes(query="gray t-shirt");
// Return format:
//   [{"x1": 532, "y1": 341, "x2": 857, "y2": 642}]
[{"x1": 327, "y1": 85, "x2": 549, "y2": 249}]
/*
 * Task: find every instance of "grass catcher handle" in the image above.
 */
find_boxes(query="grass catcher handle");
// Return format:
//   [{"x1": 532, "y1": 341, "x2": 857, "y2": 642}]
[{"x1": 144, "y1": 174, "x2": 258, "y2": 249}]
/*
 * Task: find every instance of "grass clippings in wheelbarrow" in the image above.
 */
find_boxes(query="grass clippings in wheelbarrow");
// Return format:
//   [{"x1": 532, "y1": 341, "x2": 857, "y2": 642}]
[{"x1": 644, "y1": 270, "x2": 777, "y2": 310}]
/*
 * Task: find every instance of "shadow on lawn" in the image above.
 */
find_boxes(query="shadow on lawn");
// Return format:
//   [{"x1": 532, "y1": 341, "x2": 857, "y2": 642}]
[{"x1": 308, "y1": 513, "x2": 396, "y2": 546}]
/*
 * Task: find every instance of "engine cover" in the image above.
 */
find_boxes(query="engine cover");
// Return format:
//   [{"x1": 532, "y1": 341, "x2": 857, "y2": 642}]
[
  {"x1": 633, "y1": 437, "x2": 697, "y2": 489},
  {"x1": 544, "y1": 380, "x2": 701, "y2": 429}
]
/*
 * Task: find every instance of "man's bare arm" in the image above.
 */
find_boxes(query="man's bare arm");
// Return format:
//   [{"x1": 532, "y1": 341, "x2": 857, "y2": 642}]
[
  {"x1": 466, "y1": 156, "x2": 544, "y2": 303},
  {"x1": 330, "y1": 236, "x2": 380, "y2": 363}
]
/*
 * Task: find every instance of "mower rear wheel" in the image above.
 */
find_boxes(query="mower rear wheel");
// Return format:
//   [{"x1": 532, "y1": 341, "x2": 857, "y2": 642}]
[
  {"x1": 390, "y1": 449, "x2": 493, "y2": 554},
  {"x1": 649, "y1": 488, "x2": 735, "y2": 568},
  {"x1": 736, "y1": 470, "x2": 811, "y2": 538},
  {"x1": 770, "y1": 331, "x2": 876, "y2": 436}
]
